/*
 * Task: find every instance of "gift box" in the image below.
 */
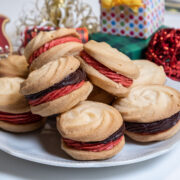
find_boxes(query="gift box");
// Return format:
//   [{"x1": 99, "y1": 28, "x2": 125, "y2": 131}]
[
  {"x1": 90, "y1": 32, "x2": 151, "y2": 59},
  {"x1": 100, "y1": 0, "x2": 165, "y2": 39}
]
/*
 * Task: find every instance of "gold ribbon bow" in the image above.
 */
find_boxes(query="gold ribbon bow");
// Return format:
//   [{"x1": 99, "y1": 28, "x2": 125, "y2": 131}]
[{"x1": 101, "y1": 0, "x2": 143, "y2": 12}]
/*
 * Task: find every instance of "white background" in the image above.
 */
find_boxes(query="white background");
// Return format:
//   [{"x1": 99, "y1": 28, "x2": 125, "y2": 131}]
[{"x1": 0, "y1": 0, "x2": 180, "y2": 180}]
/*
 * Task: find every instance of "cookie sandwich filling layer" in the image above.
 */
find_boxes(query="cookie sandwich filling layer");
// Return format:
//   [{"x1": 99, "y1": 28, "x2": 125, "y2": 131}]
[
  {"x1": 28, "y1": 36, "x2": 82, "y2": 64},
  {"x1": 63, "y1": 124, "x2": 125, "y2": 152},
  {"x1": 125, "y1": 111, "x2": 180, "y2": 135},
  {"x1": 0, "y1": 111, "x2": 42, "y2": 124},
  {"x1": 80, "y1": 51, "x2": 133, "y2": 87},
  {"x1": 25, "y1": 68, "x2": 86, "y2": 106}
]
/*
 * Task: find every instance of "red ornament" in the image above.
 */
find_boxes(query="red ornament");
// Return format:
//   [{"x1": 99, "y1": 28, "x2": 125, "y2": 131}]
[{"x1": 146, "y1": 28, "x2": 180, "y2": 81}]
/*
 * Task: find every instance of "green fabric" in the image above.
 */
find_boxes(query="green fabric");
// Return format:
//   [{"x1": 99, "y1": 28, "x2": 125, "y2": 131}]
[
  {"x1": 89, "y1": 26, "x2": 166, "y2": 60},
  {"x1": 89, "y1": 32, "x2": 151, "y2": 60}
]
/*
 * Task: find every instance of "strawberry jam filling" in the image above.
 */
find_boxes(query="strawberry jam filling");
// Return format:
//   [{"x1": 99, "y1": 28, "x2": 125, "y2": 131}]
[
  {"x1": 0, "y1": 111, "x2": 42, "y2": 124},
  {"x1": 25, "y1": 68, "x2": 86, "y2": 106},
  {"x1": 28, "y1": 36, "x2": 82, "y2": 64},
  {"x1": 63, "y1": 124, "x2": 124, "y2": 152},
  {"x1": 80, "y1": 51, "x2": 133, "y2": 87},
  {"x1": 29, "y1": 81, "x2": 85, "y2": 106},
  {"x1": 125, "y1": 111, "x2": 180, "y2": 135}
]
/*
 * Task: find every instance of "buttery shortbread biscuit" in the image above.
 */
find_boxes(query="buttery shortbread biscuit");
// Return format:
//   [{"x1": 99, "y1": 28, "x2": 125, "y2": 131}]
[
  {"x1": 113, "y1": 85, "x2": 180, "y2": 142},
  {"x1": 20, "y1": 56, "x2": 93, "y2": 116},
  {"x1": 25, "y1": 28, "x2": 83, "y2": 71},
  {"x1": 57, "y1": 101, "x2": 125, "y2": 160},
  {"x1": 0, "y1": 118, "x2": 46, "y2": 133},
  {"x1": 77, "y1": 40, "x2": 139, "y2": 97},
  {"x1": 131, "y1": 60, "x2": 166, "y2": 87},
  {"x1": 0, "y1": 77, "x2": 45, "y2": 133},
  {"x1": 0, "y1": 77, "x2": 29, "y2": 114},
  {"x1": 0, "y1": 55, "x2": 28, "y2": 78}
]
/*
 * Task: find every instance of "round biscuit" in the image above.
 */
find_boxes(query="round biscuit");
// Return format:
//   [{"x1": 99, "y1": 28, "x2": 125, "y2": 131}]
[
  {"x1": 113, "y1": 85, "x2": 180, "y2": 123},
  {"x1": 57, "y1": 101, "x2": 123, "y2": 142},
  {"x1": 24, "y1": 28, "x2": 80, "y2": 60},
  {"x1": 61, "y1": 136, "x2": 125, "y2": 160},
  {"x1": 31, "y1": 81, "x2": 93, "y2": 117},
  {"x1": 20, "y1": 56, "x2": 80, "y2": 95},
  {"x1": 131, "y1": 60, "x2": 166, "y2": 87},
  {"x1": 84, "y1": 40, "x2": 139, "y2": 79},
  {"x1": 0, "y1": 77, "x2": 30, "y2": 114},
  {"x1": 125, "y1": 119, "x2": 180, "y2": 142}
]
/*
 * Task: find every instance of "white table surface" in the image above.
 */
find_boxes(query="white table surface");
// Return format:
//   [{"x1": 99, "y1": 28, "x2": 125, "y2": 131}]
[{"x1": 0, "y1": 0, "x2": 180, "y2": 179}]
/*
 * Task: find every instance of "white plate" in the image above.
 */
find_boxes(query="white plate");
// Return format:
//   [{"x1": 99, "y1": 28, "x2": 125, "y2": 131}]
[{"x1": 0, "y1": 78, "x2": 179, "y2": 168}]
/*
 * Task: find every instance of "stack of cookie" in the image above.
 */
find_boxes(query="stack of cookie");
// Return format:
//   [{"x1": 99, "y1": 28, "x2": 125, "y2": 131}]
[
  {"x1": 0, "y1": 77, "x2": 45, "y2": 133},
  {"x1": 19, "y1": 28, "x2": 93, "y2": 117},
  {"x1": 56, "y1": 40, "x2": 178, "y2": 161},
  {"x1": 0, "y1": 55, "x2": 45, "y2": 133},
  {"x1": 1, "y1": 28, "x2": 179, "y2": 161}
]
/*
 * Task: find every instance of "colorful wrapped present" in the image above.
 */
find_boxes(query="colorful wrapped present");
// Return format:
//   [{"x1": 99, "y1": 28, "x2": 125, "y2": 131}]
[{"x1": 100, "y1": 0, "x2": 165, "y2": 39}]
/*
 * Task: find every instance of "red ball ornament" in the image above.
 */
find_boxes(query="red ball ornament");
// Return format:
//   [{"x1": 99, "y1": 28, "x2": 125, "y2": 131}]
[{"x1": 146, "y1": 28, "x2": 180, "y2": 81}]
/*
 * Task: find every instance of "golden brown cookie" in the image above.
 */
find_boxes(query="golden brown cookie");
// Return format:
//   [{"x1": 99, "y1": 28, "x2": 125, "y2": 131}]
[
  {"x1": 57, "y1": 101, "x2": 125, "y2": 160},
  {"x1": 0, "y1": 55, "x2": 28, "y2": 78},
  {"x1": 131, "y1": 60, "x2": 166, "y2": 87},
  {"x1": 77, "y1": 40, "x2": 139, "y2": 97},
  {"x1": 0, "y1": 118, "x2": 46, "y2": 133},
  {"x1": 24, "y1": 28, "x2": 83, "y2": 71},
  {"x1": 0, "y1": 77, "x2": 29, "y2": 114},
  {"x1": 88, "y1": 85, "x2": 114, "y2": 104},
  {"x1": 113, "y1": 85, "x2": 180, "y2": 142},
  {"x1": 20, "y1": 56, "x2": 93, "y2": 117},
  {"x1": 0, "y1": 77, "x2": 45, "y2": 133}
]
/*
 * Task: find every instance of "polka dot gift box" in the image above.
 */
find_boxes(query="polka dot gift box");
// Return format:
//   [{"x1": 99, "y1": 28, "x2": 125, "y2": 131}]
[{"x1": 100, "y1": 0, "x2": 165, "y2": 39}]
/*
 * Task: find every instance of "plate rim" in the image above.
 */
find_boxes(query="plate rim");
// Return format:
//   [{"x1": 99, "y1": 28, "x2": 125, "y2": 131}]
[{"x1": 0, "y1": 137, "x2": 179, "y2": 168}]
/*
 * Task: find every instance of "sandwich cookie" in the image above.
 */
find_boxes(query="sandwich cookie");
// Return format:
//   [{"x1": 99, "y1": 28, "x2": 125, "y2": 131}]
[
  {"x1": 0, "y1": 55, "x2": 28, "y2": 78},
  {"x1": 20, "y1": 56, "x2": 93, "y2": 117},
  {"x1": 113, "y1": 85, "x2": 180, "y2": 142},
  {"x1": 0, "y1": 77, "x2": 45, "y2": 133},
  {"x1": 88, "y1": 85, "x2": 114, "y2": 104},
  {"x1": 24, "y1": 28, "x2": 83, "y2": 71},
  {"x1": 77, "y1": 40, "x2": 139, "y2": 97},
  {"x1": 57, "y1": 101, "x2": 125, "y2": 160},
  {"x1": 131, "y1": 60, "x2": 166, "y2": 87}
]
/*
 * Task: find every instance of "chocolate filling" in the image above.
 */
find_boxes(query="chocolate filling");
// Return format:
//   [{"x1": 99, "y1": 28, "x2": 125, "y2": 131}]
[
  {"x1": 26, "y1": 68, "x2": 86, "y2": 100},
  {"x1": 65, "y1": 123, "x2": 125, "y2": 145},
  {"x1": 125, "y1": 111, "x2": 180, "y2": 134},
  {"x1": 90, "y1": 123, "x2": 125, "y2": 144}
]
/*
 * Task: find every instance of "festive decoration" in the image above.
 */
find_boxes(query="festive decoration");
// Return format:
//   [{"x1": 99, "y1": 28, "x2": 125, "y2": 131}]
[
  {"x1": 100, "y1": 0, "x2": 165, "y2": 39},
  {"x1": 90, "y1": 32, "x2": 151, "y2": 60},
  {"x1": 101, "y1": 0, "x2": 143, "y2": 12},
  {"x1": 16, "y1": 0, "x2": 99, "y2": 37},
  {"x1": 146, "y1": 28, "x2": 180, "y2": 81},
  {"x1": 0, "y1": 15, "x2": 12, "y2": 58}
]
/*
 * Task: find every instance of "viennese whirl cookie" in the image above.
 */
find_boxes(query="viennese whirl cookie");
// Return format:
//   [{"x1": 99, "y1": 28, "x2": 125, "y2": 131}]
[
  {"x1": 0, "y1": 77, "x2": 45, "y2": 133},
  {"x1": 113, "y1": 85, "x2": 180, "y2": 142},
  {"x1": 24, "y1": 28, "x2": 83, "y2": 71},
  {"x1": 20, "y1": 56, "x2": 93, "y2": 117},
  {"x1": 0, "y1": 55, "x2": 28, "y2": 78},
  {"x1": 57, "y1": 101, "x2": 125, "y2": 160},
  {"x1": 131, "y1": 60, "x2": 166, "y2": 87},
  {"x1": 77, "y1": 40, "x2": 139, "y2": 97}
]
